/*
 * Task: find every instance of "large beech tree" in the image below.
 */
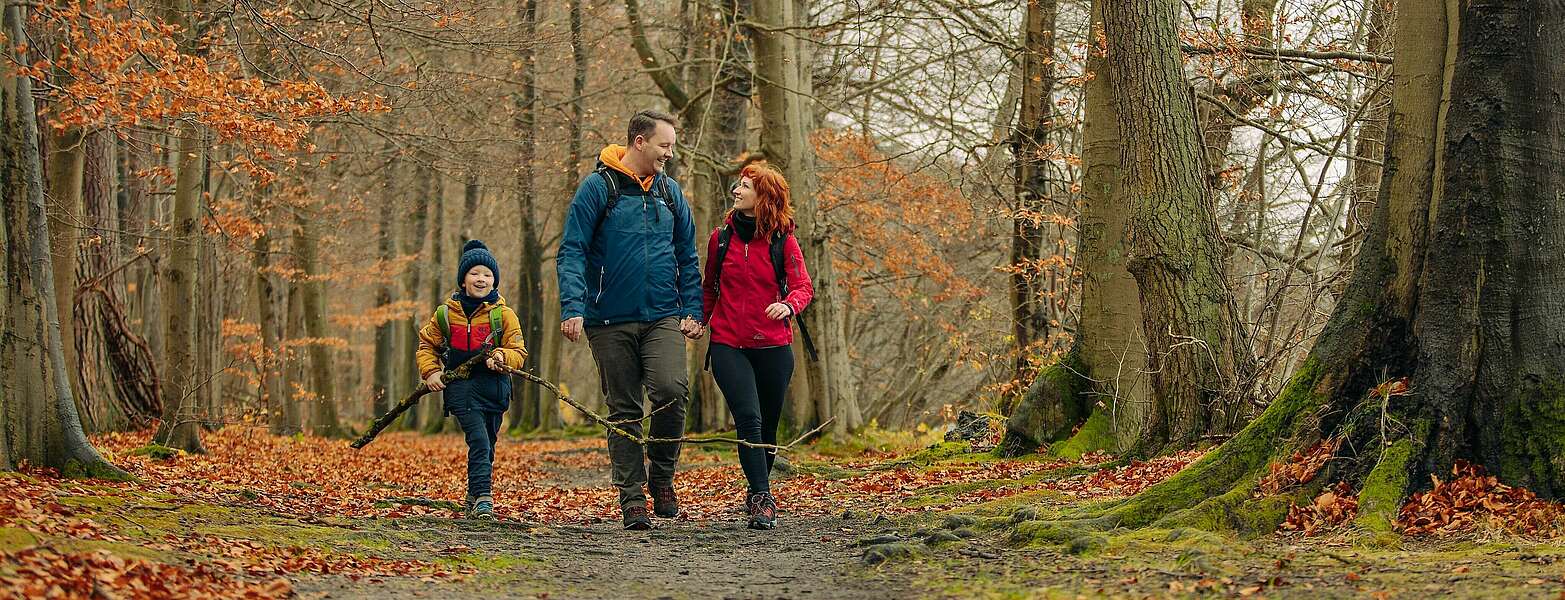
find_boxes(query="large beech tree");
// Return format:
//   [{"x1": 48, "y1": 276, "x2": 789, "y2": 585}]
[{"x1": 1020, "y1": 0, "x2": 1565, "y2": 534}]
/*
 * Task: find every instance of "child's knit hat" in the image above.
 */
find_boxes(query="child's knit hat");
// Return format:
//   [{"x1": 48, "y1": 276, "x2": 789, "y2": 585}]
[{"x1": 457, "y1": 239, "x2": 500, "y2": 289}]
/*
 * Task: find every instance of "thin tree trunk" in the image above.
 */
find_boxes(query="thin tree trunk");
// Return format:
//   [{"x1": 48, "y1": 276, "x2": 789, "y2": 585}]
[
  {"x1": 255, "y1": 192, "x2": 289, "y2": 435},
  {"x1": 1104, "y1": 0, "x2": 1256, "y2": 452},
  {"x1": 398, "y1": 158, "x2": 432, "y2": 431},
  {"x1": 1008, "y1": 0, "x2": 1060, "y2": 381},
  {"x1": 150, "y1": 121, "x2": 207, "y2": 453},
  {"x1": 45, "y1": 126, "x2": 85, "y2": 404},
  {"x1": 422, "y1": 171, "x2": 450, "y2": 434},
  {"x1": 508, "y1": 0, "x2": 545, "y2": 433},
  {"x1": 296, "y1": 209, "x2": 343, "y2": 438},
  {"x1": 372, "y1": 154, "x2": 397, "y2": 418}
]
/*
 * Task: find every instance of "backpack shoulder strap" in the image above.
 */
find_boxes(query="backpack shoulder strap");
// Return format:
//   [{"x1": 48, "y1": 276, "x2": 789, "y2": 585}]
[
  {"x1": 487, "y1": 306, "x2": 504, "y2": 346},
  {"x1": 711, "y1": 226, "x2": 733, "y2": 297},
  {"x1": 592, "y1": 166, "x2": 621, "y2": 233},
  {"x1": 656, "y1": 175, "x2": 675, "y2": 214},
  {"x1": 769, "y1": 232, "x2": 789, "y2": 295},
  {"x1": 435, "y1": 304, "x2": 450, "y2": 341}
]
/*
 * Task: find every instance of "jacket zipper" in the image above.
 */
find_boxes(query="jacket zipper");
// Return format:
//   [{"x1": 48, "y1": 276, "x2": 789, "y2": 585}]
[{"x1": 595, "y1": 267, "x2": 605, "y2": 304}]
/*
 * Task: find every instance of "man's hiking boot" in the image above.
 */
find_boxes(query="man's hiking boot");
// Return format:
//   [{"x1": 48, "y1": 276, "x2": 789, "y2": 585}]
[
  {"x1": 746, "y1": 491, "x2": 777, "y2": 530},
  {"x1": 622, "y1": 504, "x2": 652, "y2": 530},
  {"x1": 468, "y1": 495, "x2": 494, "y2": 520},
  {"x1": 650, "y1": 485, "x2": 680, "y2": 518}
]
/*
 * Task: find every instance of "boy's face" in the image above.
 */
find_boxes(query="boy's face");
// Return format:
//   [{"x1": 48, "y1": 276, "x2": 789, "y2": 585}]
[{"x1": 463, "y1": 265, "x2": 494, "y2": 297}]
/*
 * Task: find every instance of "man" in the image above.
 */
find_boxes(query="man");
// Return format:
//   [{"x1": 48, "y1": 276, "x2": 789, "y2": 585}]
[{"x1": 557, "y1": 110, "x2": 704, "y2": 530}]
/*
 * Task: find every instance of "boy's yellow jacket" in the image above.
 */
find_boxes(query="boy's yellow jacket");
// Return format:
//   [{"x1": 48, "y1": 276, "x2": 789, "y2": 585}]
[{"x1": 415, "y1": 294, "x2": 527, "y2": 415}]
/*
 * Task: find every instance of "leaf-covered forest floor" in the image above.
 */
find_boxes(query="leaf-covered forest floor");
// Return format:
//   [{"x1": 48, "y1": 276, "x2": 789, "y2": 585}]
[{"x1": 3, "y1": 427, "x2": 1564, "y2": 599}]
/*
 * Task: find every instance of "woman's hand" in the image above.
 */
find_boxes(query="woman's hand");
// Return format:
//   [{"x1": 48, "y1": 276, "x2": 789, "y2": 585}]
[
  {"x1": 424, "y1": 371, "x2": 446, "y2": 391},
  {"x1": 765, "y1": 302, "x2": 793, "y2": 320}
]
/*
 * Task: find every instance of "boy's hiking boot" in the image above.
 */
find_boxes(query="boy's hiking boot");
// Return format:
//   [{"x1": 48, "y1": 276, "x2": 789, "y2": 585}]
[
  {"x1": 622, "y1": 504, "x2": 652, "y2": 530},
  {"x1": 468, "y1": 495, "x2": 494, "y2": 520},
  {"x1": 746, "y1": 491, "x2": 777, "y2": 530},
  {"x1": 650, "y1": 485, "x2": 680, "y2": 518}
]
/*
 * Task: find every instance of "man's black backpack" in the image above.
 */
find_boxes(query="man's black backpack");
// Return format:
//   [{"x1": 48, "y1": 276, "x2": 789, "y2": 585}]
[
  {"x1": 592, "y1": 163, "x2": 675, "y2": 234},
  {"x1": 710, "y1": 225, "x2": 819, "y2": 361}
]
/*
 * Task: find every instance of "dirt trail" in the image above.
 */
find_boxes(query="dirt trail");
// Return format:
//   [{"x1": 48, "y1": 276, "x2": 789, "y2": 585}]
[{"x1": 292, "y1": 440, "x2": 907, "y2": 600}]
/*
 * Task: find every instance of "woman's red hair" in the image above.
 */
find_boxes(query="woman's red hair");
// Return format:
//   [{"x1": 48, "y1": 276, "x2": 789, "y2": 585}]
[{"x1": 736, "y1": 163, "x2": 795, "y2": 238}]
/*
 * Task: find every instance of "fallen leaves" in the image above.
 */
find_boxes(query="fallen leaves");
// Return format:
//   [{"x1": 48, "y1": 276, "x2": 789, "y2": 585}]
[
  {"x1": 0, "y1": 548, "x2": 292, "y2": 600},
  {"x1": 1281, "y1": 481, "x2": 1359, "y2": 536},
  {"x1": 1258, "y1": 437, "x2": 1340, "y2": 496},
  {"x1": 1396, "y1": 460, "x2": 1565, "y2": 536}
]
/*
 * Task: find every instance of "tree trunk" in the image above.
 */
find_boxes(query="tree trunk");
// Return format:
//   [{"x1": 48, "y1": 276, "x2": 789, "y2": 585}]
[
  {"x1": 1001, "y1": 0, "x2": 1147, "y2": 458},
  {"x1": 45, "y1": 126, "x2": 85, "y2": 404},
  {"x1": 754, "y1": 0, "x2": 861, "y2": 439},
  {"x1": 1008, "y1": 0, "x2": 1060, "y2": 381},
  {"x1": 421, "y1": 171, "x2": 450, "y2": 434},
  {"x1": 397, "y1": 158, "x2": 432, "y2": 431},
  {"x1": 508, "y1": 0, "x2": 546, "y2": 433},
  {"x1": 1104, "y1": 0, "x2": 1256, "y2": 453},
  {"x1": 296, "y1": 209, "x2": 344, "y2": 438},
  {"x1": 150, "y1": 121, "x2": 207, "y2": 453},
  {"x1": 255, "y1": 192, "x2": 290, "y2": 435},
  {"x1": 3, "y1": 4, "x2": 125, "y2": 477},
  {"x1": 372, "y1": 154, "x2": 397, "y2": 418}
]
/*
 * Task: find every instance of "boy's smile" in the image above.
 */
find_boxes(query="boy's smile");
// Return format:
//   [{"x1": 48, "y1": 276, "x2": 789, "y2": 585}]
[{"x1": 464, "y1": 265, "x2": 494, "y2": 297}]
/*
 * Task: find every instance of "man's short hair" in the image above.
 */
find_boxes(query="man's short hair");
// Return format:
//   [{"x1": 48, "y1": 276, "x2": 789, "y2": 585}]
[{"x1": 628, "y1": 110, "x2": 679, "y2": 146}]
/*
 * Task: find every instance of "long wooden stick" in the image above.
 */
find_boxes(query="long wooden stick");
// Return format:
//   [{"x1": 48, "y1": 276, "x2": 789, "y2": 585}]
[
  {"x1": 350, "y1": 352, "x2": 489, "y2": 449},
  {"x1": 501, "y1": 363, "x2": 832, "y2": 453}
]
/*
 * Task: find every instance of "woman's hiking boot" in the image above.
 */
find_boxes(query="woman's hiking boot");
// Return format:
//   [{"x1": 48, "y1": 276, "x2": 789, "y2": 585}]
[
  {"x1": 622, "y1": 504, "x2": 652, "y2": 530},
  {"x1": 650, "y1": 485, "x2": 680, "y2": 518},
  {"x1": 746, "y1": 491, "x2": 777, "y2": 530}
]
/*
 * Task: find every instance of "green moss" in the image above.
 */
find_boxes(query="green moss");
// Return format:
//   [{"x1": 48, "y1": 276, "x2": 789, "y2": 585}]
[
  {"x1": 906, "y1": 441, "x2": 972, "y2": 463},
  {"x1": 1008, "y1": 521, "x2": 1085, "y2": 547},
  {"x1": 1048, "y1": 410, "x2": 1115, "y2": 460},
  {"x1": 1356, "y1": 432, "x2": 1424, "y2": 534},
  {"x1": 130, "y1": 444, "x2": 181, "y2": 461},
  {"x1": 62, "y1": 458, "x2": 133, "y2": 481},
  {"x1": 1087, "y1": 358, "x2": 1329, "y2": 529},
  {"x1": 862, "y1": 542, "x2": 922, "y2": 565},
  {"x1": 437, "y1": 551, "x2": 540, "y2": 572},
  {"x1": 998, "y1": 351, "x2": 1090, "y2": 457},
  {"x1": 0, "y1": 527, "x2": 37, "y2": 551}
]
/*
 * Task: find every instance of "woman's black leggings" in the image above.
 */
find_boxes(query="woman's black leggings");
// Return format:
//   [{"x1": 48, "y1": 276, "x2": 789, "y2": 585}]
[{"x1": 709, "y1": 343, "x2": 794, "y2": 493}]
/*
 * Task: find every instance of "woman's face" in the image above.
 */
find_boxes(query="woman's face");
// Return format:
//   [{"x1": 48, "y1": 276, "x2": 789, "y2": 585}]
[
  {"x1": 732, "y1": 177, "x2": 758, "y2": 215},
  {"x1": 463, "y1": 265, "x2": 494, "y2": 297}
]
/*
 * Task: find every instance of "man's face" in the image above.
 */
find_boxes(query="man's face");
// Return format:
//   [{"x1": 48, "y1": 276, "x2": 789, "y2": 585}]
[{"x1": 636, "y1": 121, "x2": 677, "y2": 173}]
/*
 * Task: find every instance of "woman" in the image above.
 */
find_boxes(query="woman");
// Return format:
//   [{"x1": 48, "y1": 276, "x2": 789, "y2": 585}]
[{"x1": 702, "y1": 163, "x2": 814, "y2": 530}]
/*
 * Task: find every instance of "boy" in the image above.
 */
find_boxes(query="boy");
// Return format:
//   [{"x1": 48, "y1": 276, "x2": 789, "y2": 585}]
[{"x1": 416, "y1": 239, "x2": 528, "y2": 519}]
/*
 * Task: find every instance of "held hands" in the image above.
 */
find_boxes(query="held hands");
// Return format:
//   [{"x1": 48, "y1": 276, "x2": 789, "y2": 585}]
[
  {"x1": 765, "y1": 302, "x2": 793, "y2": 321},
  {"x1": 423, "y1": 371, "x2": 446, "y2": 392},
  {"x1": 680, "y1": 316, "x2": 705, "y2": 340},
  {"x1": 561, "y1": 317, "x2": 585, "y2": 342}
]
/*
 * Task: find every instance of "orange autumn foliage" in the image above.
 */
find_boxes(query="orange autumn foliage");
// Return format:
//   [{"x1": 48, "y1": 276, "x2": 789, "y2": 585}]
[{"x1": 23, "y1": 0, "x2": 386, "y2": 180}]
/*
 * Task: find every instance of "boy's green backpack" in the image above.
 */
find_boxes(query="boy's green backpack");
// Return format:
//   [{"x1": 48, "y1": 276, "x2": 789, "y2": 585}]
[{"x1": 434, "y1": 304, "x2": 504, "y2": 351}]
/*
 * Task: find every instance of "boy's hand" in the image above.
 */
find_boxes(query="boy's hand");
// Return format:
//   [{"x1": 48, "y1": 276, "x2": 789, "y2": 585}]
[
  {"x1": 424, "y1": 371, "x2": 446, "y2": 392},
  {"x1": 561, "y1": 317, "x2": 585, "y2": 342},
  {"x1": 485, "y1": 354, "x2": 505, "y2": 372}
]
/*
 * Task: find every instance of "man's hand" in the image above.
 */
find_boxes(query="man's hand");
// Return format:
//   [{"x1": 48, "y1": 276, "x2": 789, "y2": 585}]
[
  {"x1": 680, "y1": 316, "x2": 704, "y2": 340},
  {"x1": 765, "y1": 302, "x2": 793, "y2": 321},
  {"x1": 423, "y1": 371, "x2": 446, "y2": 392},
  {"x1": 561, "y1": 317, "x2": 585, "y2": 342}
]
